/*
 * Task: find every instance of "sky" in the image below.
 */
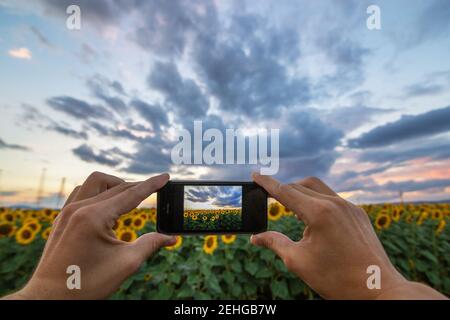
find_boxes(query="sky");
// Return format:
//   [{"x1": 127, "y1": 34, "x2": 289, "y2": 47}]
[
  {"x1": 184, "y1": 186, "x2": 242, "y2": 210},
  {"x1": 0, "y1": 0, "x2": 449, "y2": 207}
]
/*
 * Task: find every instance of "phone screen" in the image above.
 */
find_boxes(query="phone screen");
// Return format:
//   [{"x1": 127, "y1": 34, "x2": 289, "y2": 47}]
[
  {"x1": 157, "y1": 181, "x2": 267, "y2": 234},
  {"x1": 183, "y1": 185, "x2": 243, "y2": 231}
]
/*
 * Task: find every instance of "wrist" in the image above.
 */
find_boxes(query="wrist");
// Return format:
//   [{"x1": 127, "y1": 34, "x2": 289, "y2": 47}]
[{"x1": 375, "y1": 280, "x2": 447, "y2": 300}]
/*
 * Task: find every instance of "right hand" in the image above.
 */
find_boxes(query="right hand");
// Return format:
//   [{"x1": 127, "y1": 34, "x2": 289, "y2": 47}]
[{"x1": 251, "y1": 173, "x2": 447, "y2": 300}]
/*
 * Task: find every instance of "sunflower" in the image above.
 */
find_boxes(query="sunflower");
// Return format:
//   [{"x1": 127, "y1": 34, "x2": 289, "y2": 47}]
[
  {"x1": 14, "y1": 211, "x2": 25, "y2": 221},
  {"x1": 417, "y1": 212, "x2": 429, "y2": 225},
  {"x1": 431, "y1": 211, "x2": 443, "y2": 220},
  {"x1": 144, "y1": 273, "x2": 152, "y2": 282},
  {"x1": 202, "y1": 216, "x2": 208, "y2": 221},
  {"x1": 282, "y1": 206, "x2": 294, "y2": 216},
  {"x1": 268, "y1": 202, "x2": 282, "y2": 221},
  {"x1": 1, "y1": 211, "x2": 15, "y2": 223},
  {"x1": 139, "y1": 213, "x2": 149, "y2": 221},
  {"x1": 435, "y1": 220, "x2": 446, "y2": 235},
  {"x1": 183, "y1": 212, "x2": 189, "y2": 218},
  {"x1": 374, "y1": 214, "x2": 391, "y2": 230},
  {"x1": 404, "y1": 214, "x2": 415, "y2": 224},
  {"x1": 112, "y1": 219, "x2": 123, "y2": 231},
  {"x1": 122, "y1": 216, "x2": 133, "y2": 227},
  {"x1": 148, "y1": 210, "x2": 157, "y2": 224},
  {"x1": 221, "y1": 234, "x2": 237, "y2": 244},
  {"x1": 132, "y1": 216, "x2": 145, "y2": 230},
  {"x1": 192, "y1": 215, "x2": 198, "y2": 221},
  {"x1": 0, "y1": 222, "x2": 16, "y2": 238},
  {"x1": 15, "y1": 227, "x2": 36, "y2": 245},
  {"x1": 165, "y1": 236, "x2": 183, "y2": 250},
  {"x1": 41, "y1": 227, "x2": 52, "y2": 240},
  {"x1": 24, "y1": 220, "x2": 42, "y2": 233},
  {"x1": 203, "y1": 235, "x2": 218, "y2": 255},
  {"x1": 117, "y1": 228, "x2": 137, "y2": 242},
  {"x1": 50, "y1": 210, "x2": 59, "y2": 221},
  {"x1": 42, "y1": 208, "x2": 53, "y2": 221},
  {"x1": 391, "y1": 209, "x2": 401, "y2": 222}
]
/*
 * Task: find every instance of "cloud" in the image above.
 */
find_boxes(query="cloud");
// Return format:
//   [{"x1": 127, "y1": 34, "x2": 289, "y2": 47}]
[
  {"x1": 131, "y1": 99, "x2": 168, "y2": 131},
  {"x1": 20, "y1": 104, "x2": 88, "y2": 140},
  {"x1": 359, "y1": 138, "x2": 450, "y2": 164},
  {"x1": 185, "y1": 185, "x2": 242, "y2": 207},
  {"x1": 87, "y1": 121, "x2": 141, "y2": 141},
  {"x1": 47, "y1": 96, "x2": 113, "y2": 120},
  {"x1": 280, "y1": 110, "x2": 343, "y2": 158},
  {"x1": 148, "y1": 61, "x2": 208, "y2": 121},
  {"x1": 72, "y1": 144, "x2": 122, "y2": 167},
  {"x1": 349, "y1": 106, "x2": 450, "y2": 148},
  {"x1": 86, "y1": 75, "x2": 127, "y2": 114},
  {"x1": 8, "y1": 47, "x2": 32, "y2": 59},
  {"x1": 323, "y1": 106, "x2": 395, "y2": 133},
  {"x1": 0, "y1": 138, "x2": 30, "y2": 151},
  {"x1": 30, "y1": 26, "x2": 53, "y2": 48},
  {"x1": 48, "y1": 124, "x2": 88, "y2": 140},
  {"x1": 403, "y1": 83, "x2": 444, "y2": 97},
  {"x1": 192, "y1": 14, "x2": 310, "y2": 118},
  {"x1": 124, "y1": 136, "x2": 173, "y2": 174},
  {"x1": 0, "y1": 191, "x2": 19, "y2": 197}
]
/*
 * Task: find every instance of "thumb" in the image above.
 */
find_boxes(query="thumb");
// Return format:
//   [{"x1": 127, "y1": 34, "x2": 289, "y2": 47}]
[
  {"x1": 251, "y1": 231, "x2": 295, "y2": 261},
  {"x1": 131, "y1": 232, "x2": 177, "y2": 262}
]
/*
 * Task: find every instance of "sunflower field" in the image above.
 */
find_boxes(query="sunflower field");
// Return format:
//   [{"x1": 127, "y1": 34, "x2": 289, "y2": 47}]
[
  {"x1": 0, "y1": 202, "x2": 449, "y2": 299},
  {"x1": 184, "y1": 209, "x2": 242, "y2": 231}
]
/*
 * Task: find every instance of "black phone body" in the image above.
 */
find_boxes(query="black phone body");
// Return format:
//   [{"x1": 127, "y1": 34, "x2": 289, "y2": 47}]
[{"x1": 157, "y1": 181, "x2": 267, "y2": 235}]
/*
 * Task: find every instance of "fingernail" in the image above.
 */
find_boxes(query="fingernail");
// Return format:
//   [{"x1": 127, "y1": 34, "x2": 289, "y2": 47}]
[
  {"x1": 252, "y1": 172, "x2": 260, "y2": 179},
  {"x1": 165, "y1": 236, "x2": 177, "y2": 246}
]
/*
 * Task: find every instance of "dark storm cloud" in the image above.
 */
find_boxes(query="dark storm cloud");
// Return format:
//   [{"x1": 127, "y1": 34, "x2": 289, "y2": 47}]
[
  {"x1": 280, "y1": 111, "x2": 343, "y2": 158},
  {"x1": 381, "y1": 179, "x2": 450, "y2": 193},
  {"x1": 87, "y1": 121, "x2": 141, "y2": 141},
  {"x1": 20, "y1": 104, "x2": 88, "y2": 140},
  {"x1": 124, "y1": 136, "x2": 173, "y2": 174},
  {"x1": 348, "y1": 106, "x2": 450, "y2": 148},
  {"x1": 403, "y1": 83, "x2": 444, "y2": 97},
  {"x1": 72, "y1": 144, "x2": 121, "y2": 167},
  {"x1": 359, "y1": 138, "x2": 450, "y2": 164},
  {"x1": 86, "y1": 75, "x2": 127, "y2": 114},
  {"x1": 415, "y1": 0, "x2": 450, "y2": 44},
  {"x1": 0, "y1": 138, "x2": 30, "y2": 151},
  {"x1": 47, "y1": 96, "x2": 113, "y2": 120},
  {"x1": 192, "y1": 14, "x2": 310, "y2": 118},
  {"x1": 131, "y1": 99, "x2": 168, "y2": 131},
  {"x1": 332, "y1": 171, "x2": 450, "y2": 195},
  {"x1": 48, "y1": 124, "x2": 88, "y2": 140},
  {"x1": 35, "y1": 0, "x2": 373, "y2": 180},
  {"x1": 148, "y1": 61, "x2": 208, "y2": 120}
]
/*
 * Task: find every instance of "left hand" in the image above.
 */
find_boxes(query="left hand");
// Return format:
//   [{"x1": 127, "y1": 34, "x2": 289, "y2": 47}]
[{"x1": 5, "y1": 172, "x2": 175, "y2": 299}]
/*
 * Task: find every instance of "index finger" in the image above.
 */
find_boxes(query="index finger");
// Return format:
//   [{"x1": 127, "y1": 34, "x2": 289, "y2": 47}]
[
  {"x1": 96, "y1": 173, "x2": 170, "y2": 220},
  {"x1": 252, "y1": 173, "x2": 318, "y2": 224}
]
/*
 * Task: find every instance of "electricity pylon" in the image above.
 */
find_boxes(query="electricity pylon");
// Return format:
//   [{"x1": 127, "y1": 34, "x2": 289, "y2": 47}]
[
  {"x1": 36, "y1": 168, "x2": 47, "y2": 207},
  {"x1": 56, "y1": 177, "x2": 66, "y2": 209}
]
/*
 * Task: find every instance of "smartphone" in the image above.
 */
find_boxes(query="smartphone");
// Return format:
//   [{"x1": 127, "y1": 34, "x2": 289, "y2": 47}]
[{"x1": 157, "y1": 181, "x2": 267, "y2": 234}]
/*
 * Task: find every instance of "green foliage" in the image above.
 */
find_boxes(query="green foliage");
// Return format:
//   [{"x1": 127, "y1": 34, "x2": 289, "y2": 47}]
[{"x1": 0, "y1": 211, "x2": 449, "y2": 299}]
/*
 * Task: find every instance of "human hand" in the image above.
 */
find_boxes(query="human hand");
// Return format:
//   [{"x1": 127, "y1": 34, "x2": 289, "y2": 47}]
[
  {"x1": 251, "y1": 173, "x2": 447, "y2": 300},
  {"x1": 5, "y1": 172, "x2": 176, "y2": 300}
]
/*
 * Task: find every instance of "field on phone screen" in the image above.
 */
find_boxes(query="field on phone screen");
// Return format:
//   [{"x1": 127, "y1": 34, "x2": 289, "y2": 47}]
[
  {"x1": 184, "y1": 208, "x2": 241, "y2": 231},
  {"x1": 183, "y1": 185, "x2": 242, "y2": 231}
]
